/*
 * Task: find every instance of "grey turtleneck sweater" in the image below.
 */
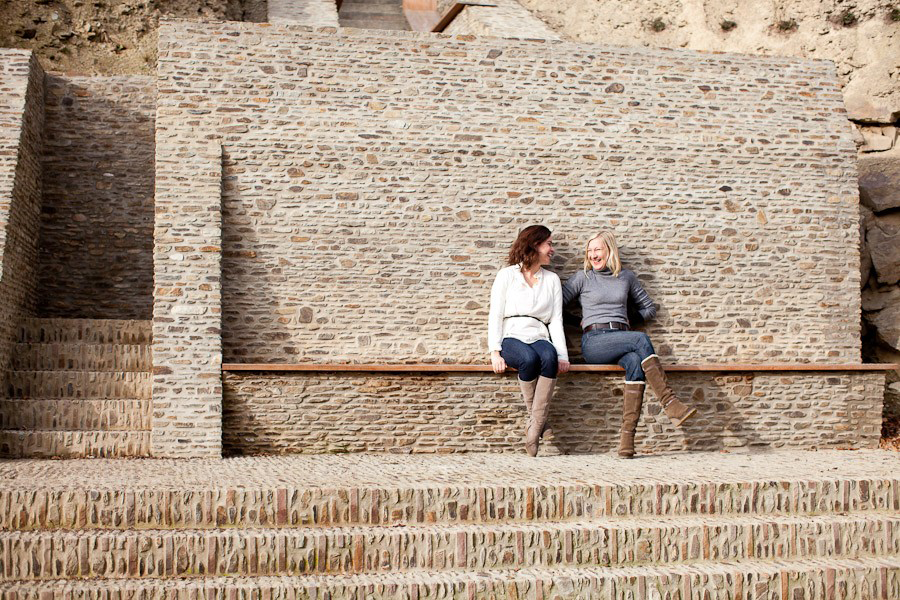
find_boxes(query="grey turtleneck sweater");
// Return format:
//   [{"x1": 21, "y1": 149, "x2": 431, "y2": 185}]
[{"x1": 562, "y1": 268, "x2": 657, "y2": 328}]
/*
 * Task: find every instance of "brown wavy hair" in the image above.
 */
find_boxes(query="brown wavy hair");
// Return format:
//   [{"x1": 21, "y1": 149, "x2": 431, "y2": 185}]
[{"x1": 508, "y1": 225, "x2": 551, "y2": 269}]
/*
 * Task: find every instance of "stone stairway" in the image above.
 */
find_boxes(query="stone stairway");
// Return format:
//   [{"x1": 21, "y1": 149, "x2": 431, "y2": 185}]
[
  {"x1": 339, "y1": 0, "x2": 411, "y2": 30},
  {"x1": 0, "y1": 318, "x2": 152, "y2": 458},
  {"x1": 0, "y1": 451, "x2": 897, "y2": 597}
]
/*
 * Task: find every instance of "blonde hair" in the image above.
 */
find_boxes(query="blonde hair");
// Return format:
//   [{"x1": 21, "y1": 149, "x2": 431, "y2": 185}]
[{"x1": 583, "y1": 230, "x2": 622, "y2": 276}]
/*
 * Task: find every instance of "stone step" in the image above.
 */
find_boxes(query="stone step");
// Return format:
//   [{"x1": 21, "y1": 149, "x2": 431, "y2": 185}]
[
  {"x1": 0, "y1": 430, "x2": 150, "y2": 458},
  {"x1": 0, "y1": 452, "x2": 895, "y2": 531},
  {"x1": 0, "y1": 556, "x2": 897, "y2": 598},
  {"x1": 339, "y1": 0, "x2": 408, "y2": 7},
  {"x1": 0, "y1": 399, "x2": 151, "y2": 430},
  {"x1": 1, "y1": 513, "x2": 896, "y2": 581},
  {"x1": 6, "y1": 371, "x2": 151, "y2": 399},
  {"x1": 11, "y1": 343, "x2": 151, "y2": 372},
  {"x1": 17, "y1": 319, "x2": 151, "y2": 345},
  {"x1": 339, "y1": 6, "x2": 406, "y2": 16},
  {"x1": 340, "y1": 21, "x2": 413, "y2": 31},
  {"x1": 339, "y1": 15, "x2": 411, "y2": 27}
]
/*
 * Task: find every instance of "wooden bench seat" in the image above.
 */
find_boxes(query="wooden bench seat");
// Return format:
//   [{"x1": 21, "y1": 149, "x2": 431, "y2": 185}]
[{"x1": 222, "y1": 363, "x2": 896, "y2": 373}]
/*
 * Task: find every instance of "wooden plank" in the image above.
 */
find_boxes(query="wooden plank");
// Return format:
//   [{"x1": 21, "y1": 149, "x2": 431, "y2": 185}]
[{"x1": 222, "y1": 363, "x2": 898, "y2": 373}]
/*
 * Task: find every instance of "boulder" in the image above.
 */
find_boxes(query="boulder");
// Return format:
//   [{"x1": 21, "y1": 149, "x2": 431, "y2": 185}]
[
  {"x1": 858, "y1": 152, "x2": 900, "y2": 213},
  {"x1": 867, "y1": 214, "x2": 900, "y2": 285},
  {"x1": 870, "y1": 302, "x2": 900, "y2": 352}
]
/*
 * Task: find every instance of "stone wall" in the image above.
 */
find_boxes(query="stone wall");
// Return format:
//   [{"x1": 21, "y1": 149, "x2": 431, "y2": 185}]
[
  {"x1": 268, "y1": 0, "x2": 339, "y2": 26},
  {"x1": 440, "y1": 0, "x2": 560, "y2": 39},
  {"x1": 158, "y1": 20, "x2": 860, "y2": 368},
  {"x1": 223, "y1": 370, "x2": 885, "y2": 454},
  {"x1": 0, "y1": 50, "x2": 44, "y2": 384},
  {"x1": 37, "y1": 75, "x2": 155, "y2": 320},
  {"x1": 152, "y1": 132, "x2": 223, "y2": 457}
]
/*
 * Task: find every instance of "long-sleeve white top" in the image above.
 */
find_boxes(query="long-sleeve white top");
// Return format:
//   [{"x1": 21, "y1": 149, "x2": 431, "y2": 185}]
[{"x1": 487, "y1": 265, "x2": 568, "y2": 361}]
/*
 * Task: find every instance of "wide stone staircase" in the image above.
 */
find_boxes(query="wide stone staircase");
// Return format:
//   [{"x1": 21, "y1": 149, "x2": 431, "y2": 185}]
[
  {"x1": 339, "y1": 0, "x2": 411, "y2": 30},
  {"x1": 0, "y1": 452, "x2": 897, "y2": 597},
  {"x1": 0, "y1": 318, "x2": 151, "y2": 458}
]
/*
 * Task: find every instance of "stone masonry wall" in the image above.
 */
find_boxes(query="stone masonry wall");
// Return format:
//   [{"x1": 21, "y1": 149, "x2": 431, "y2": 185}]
[
  {"x1": 439, "y1": 0, "x2": 561, "y2": 40},
  {"x1": 152, "y1": 136, "x2": 223, "y2": 458},
  {"x1": 0, "y1": 50, "x2": 44, "y2": 385},
  {"x1": 37, "y1": 76, "x2": 155, "y2": 320},
  {"x1": 224, "y1": 371, "x2": 885, "y2": 454},
  {"x1": 157, "y1": 20, "x2": 860, "y2": 368},
  {"x1": 268, "y1": 0, "x2": 340, "y2": 26}
]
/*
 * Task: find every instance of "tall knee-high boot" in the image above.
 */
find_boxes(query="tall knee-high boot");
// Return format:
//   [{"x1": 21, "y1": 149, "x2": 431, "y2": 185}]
[
  {"x1": 618, "y1": 382, "x2": 645, "y2": 458},
  {"x1": 641, "y1": 355, "x2": 697, "y2": 427},
  {"x1": 525, "y1": 376, "x2": 555, "y2": 457},
  {"x1": 519, "y1": 378, "x2": 553, "y2": 439}
]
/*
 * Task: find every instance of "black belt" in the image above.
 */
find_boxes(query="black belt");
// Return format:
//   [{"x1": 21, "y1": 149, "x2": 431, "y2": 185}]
[
  {"x1": 506, "y1": 315, "x2": 550, "y2": 327},
  {"x1": 584, "y1": 322, "x2": 630, "y2": 332}
]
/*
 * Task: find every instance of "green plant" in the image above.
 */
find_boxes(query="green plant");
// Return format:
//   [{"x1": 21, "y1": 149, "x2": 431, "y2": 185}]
[
  {"x1": 720, "y1": 19, "x2": 737, "y2": 31},
  {"x1": 840, "y1": 10, "x2": 858, "y2": 26},
  {"x1": 777, "y1": 18, "x2": 798, "y2": 32},
  {"x1": 650, "y1": 17, "x2": 666, "y2": 32},
  {"x1": 890, "y1": 7, "x2": 900, "y2": 21}
]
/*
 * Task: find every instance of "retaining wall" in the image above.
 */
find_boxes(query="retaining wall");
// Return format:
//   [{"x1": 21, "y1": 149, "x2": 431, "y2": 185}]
[
  {"x1": 224, "y1": 371, "x2": 885, "y2": 454},
  {"x1": 156, "y1": 20, "x2": 865, "y2": 456},
  {"x1": 37, "y1": 75, "x2": 155, "y2": 320},
  {"x1": 0, "y1": 50, "x2": 44, "y2": 386}
]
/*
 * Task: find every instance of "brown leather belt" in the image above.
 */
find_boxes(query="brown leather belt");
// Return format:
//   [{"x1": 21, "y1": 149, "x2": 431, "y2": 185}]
[{"x1": 584, "y1": 322, "x2": 630, "y2": 332}]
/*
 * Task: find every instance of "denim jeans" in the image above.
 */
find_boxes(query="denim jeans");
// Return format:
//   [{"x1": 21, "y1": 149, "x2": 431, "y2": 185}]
[
  {"x1": 581, "y1": 329, "x2": 656, "y2": 382},
  {"x1": 500, "y1": 338, "x2": 558, "y2": 381}
]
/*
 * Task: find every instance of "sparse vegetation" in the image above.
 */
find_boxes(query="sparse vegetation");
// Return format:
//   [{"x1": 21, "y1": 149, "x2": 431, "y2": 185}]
[
  {"x1": 776, "y1": 18, "x2": 798, "y2": 32},
  {"x1": 720, "y1": 19, "x2": 737, "y2": 32},
  {"x1": 890, "y1": 7, "x2": 900, "y2": 21},
  {"x1": 650, "y1": 17, "x2": 666, "y2": 32},
  {"x1": 840, "y1": 10, "x2": 858, "y2": 27}
]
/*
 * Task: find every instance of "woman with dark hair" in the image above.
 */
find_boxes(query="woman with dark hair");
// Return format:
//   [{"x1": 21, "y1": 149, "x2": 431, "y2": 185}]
[
  {"x1": 488, "y1": 225, "x2": 570, "y2": 457},
  {"x1": 563, "y1": 230, "x2": 696, "y2": 459}
]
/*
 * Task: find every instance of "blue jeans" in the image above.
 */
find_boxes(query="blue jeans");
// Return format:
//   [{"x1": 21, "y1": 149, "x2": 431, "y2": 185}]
[
  {"x1": 581, "y1": 329, "x2": 656, "y2": 382},
  {"x1": 501, "y1": 338, "x2": 558, "y2": 381}
]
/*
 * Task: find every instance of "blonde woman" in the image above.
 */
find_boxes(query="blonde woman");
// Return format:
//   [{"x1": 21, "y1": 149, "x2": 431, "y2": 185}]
[{"x1": 562, "y1": 231, "x2": 696, "y2": 458}]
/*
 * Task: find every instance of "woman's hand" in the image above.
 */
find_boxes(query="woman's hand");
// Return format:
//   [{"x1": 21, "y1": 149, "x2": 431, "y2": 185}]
[
  {"x1": 491, "y1": 351, "x2": 507, "y2": 374},
  {"x1": 558, "y1": 359, "x2": 570, "y2": 374}
]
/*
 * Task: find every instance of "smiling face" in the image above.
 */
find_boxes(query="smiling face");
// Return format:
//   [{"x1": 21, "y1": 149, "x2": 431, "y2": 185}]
[
  {"x1": 535, "y1": 237, "x2": 555, "y2": 266},
  {"x1": 587, "y1": 238, "x2": 610, "y2": 270}
]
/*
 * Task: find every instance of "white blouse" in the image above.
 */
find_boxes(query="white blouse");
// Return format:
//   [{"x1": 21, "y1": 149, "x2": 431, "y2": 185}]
[{"x1": 487, "y1": 265, "x2": 568, "y2": 361}]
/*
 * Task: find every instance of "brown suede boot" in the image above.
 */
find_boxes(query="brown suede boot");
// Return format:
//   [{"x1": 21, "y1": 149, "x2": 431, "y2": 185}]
[
  {"x1": 618, "y1": 382, "x2": 645, "y2": 458},
  {"x1": 641, "y1": 355, "x2": 697, "y2": 427},
  {"x1": 525, "y1": 376, "x2": 555, "y2": 457}
]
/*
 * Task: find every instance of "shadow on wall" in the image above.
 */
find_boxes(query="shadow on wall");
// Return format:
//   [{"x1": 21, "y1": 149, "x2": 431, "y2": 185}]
[{"x1": 36, "y1": 75, "x2": 155, "y2": 320}]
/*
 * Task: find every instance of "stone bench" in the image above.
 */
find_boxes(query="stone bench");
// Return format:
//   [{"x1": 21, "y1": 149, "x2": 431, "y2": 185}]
[{"x1": 221, "y1": 362, "x2": 893, "y2": 456}]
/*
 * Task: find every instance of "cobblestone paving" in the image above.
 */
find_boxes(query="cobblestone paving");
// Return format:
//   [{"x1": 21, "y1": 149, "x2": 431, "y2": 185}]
[{"x1": 1, "y1": 450, "x2": 896, "y2": 490}]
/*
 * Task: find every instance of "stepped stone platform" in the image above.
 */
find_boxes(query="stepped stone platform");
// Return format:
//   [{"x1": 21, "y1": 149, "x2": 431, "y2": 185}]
[
  {"x1": 0, "y1": 451, "x2": 897, "y2": 597},
  {"x1": 0, "y1": 319, "x2": 152, "y2": 458}
]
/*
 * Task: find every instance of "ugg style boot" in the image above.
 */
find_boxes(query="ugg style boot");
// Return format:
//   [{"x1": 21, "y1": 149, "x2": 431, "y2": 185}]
[
  {"x1": 525, "y1": 376, "x2": 556, "y2": 457},
  {"x1": 618, "y1": 382, "x2": 645, "y2": 458},
  {"x1": 519, "y1": 378, "x2": 553, "y2": 439},
  {"x1": 641, "y1": 355, "x2": 697, "y2": 427}
]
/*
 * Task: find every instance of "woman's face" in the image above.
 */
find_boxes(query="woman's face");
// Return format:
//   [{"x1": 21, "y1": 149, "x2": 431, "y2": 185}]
[
  {"x1": 587, "y1": 238, "x2": 609, "y2": 270},
  {"x1": 535, "y1": 237, "x2": 554, "y2": 266}
]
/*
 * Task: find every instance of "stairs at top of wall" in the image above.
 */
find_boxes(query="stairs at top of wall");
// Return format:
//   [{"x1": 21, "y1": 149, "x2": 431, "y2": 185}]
[
  {"x1": 0, "y1": 318, "x2": 152, "y2": 458},
  {"x1": 339, "y1": 0, "x2": 411, "y2": 30}
]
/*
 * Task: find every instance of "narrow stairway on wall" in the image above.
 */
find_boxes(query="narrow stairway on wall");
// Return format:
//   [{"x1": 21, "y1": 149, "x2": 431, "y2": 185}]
[
  {"x1": 0, "y1": 319, "x2": 152, "y2": 458},
  {"x1": 339, "y1": 0, "x2": 411, "y2": 30}
]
